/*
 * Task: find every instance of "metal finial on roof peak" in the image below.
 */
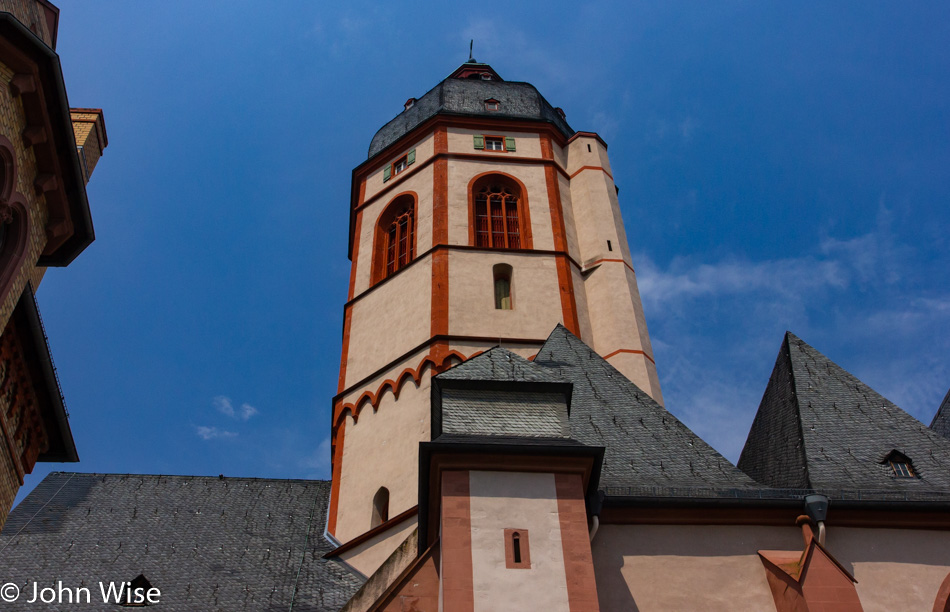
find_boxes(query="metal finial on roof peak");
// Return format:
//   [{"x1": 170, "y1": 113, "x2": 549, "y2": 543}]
[{"x1": 468, "y1": 39, "x2": 477, "y2": 63}]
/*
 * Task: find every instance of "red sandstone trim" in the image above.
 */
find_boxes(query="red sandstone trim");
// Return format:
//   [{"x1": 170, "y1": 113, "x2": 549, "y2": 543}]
[
  {"x1": 503, "y1": 528, "x2": 531, "y2": 569},
  {"x1": 466, "y1": 170, "x2": 534, "y2": 249},
  {"x1": 354, "y1": 152, "x2": 571, "y2": 216},
  {"x1": 346, "y1": 245, "x2": 586, "y2": 309},
  {"x1": 568, "y1": 165, "x2": 613, "y2": 180},
  {"x1": 327, "y1": 416, "x2": 346, "y2": 535},
  {"x1": 555, "y1": 254, "x2": 580, "y2": 336},
  {"x1": 441, "y1": 471, "x2": 474, "y2": 612},
  {"x1": 555, "y1": 473, "x2": 601, "y2": 611},
  {"x1": 333, "y1": 347, "x2": 480, "y2": 428},
  {"x1": 933, "y1": 571, "x2": 950, "y2": 612},
  {"x1": 334, "y1": 334, "x2": 546, "y2": 408},
  {"x1": 324, "y1": 505, "x2": 419, "y2": 558},
  {"x1": 603, "y1": 348, "x2": 656, "y2": 366},
  {"x1": 355, "y1": 116, "x2": 570, "y2": 179}
]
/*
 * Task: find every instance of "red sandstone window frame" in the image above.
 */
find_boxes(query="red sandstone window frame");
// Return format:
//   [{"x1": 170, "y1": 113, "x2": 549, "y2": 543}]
[
  {"x1": 504, "y1": 528, "x2": 531, "y2": 569},
  {"x1": 467, "y1": 173, "x2": 532, "y2": 250},
  {"x1": 371, "y1": 193, "x2": 418, "y2": 285}
]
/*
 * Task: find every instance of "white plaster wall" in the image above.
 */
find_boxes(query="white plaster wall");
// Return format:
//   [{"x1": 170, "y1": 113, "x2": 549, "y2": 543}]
[
  {"x1": 591, "y1": 524, "x2": 800, "y2": 611},
  {"x1": 363, "y1": 132, "x2": 435, "y2": 203},
  {"x1": 447, "y1": 250, "x2": 563, "y2": 340},
  {"x1": 446, "y1": 127, "x2": 542, "y2": 159},
  {"x1": 338, "y1": 515, "x2": 419, "y2": 578},
  {"x1": 469, "y1": 471, "x2": 570, "y2": 612},
  {"x1": 445, "y1": 160, "x2": 554, "y2": 250},
  {"x1": 336, "y1": 371, "x2": 432, "y2": 541},
  {"x1": 565, "y1": 134, "x2": 613, "y2": 178},
  {"x1": 829, "y1": 527, "x2": 950, "y2": 612},
  {"x1": 346, "y1": 256, "x2": 432, "y2": 386}
]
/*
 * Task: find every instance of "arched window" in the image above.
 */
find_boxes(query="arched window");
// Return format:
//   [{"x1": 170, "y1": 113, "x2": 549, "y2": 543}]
[
  {"x1": 372, "y1": 194, "x2": 416, "y2": 284},
  {"x1": 0, "y1": 140, "x2": 26, "y2": 299},
  {"x1": 473, "y1": 176, "x2": 523, "y2": 249},
  {"x1": 371, "y1": 486, "x2": 390, "y2": 527},
  {"x1": 493, "y1": 263, "x2": 512, "y2": 310}
]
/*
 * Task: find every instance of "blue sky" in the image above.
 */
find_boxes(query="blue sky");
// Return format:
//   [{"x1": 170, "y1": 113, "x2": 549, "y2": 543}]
[{"x1": 17, "y1": 1, "x2": 950, "y2": 503}]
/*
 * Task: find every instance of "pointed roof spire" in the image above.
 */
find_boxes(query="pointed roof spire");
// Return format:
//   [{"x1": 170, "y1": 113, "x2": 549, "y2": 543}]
[{"x1": 738, "y1": 332, "x2": 950, "y2": 492}]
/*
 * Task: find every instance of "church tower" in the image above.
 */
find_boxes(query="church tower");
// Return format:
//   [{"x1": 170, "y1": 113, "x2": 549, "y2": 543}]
[{"x1": 329, "y1": 60, "x2": 661, "y2": 549}]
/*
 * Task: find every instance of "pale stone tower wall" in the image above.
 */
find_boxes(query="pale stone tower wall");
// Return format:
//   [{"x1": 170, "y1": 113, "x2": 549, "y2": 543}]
[{"x1": 329, "y1": 64, "x2": 662, "y2": 562}]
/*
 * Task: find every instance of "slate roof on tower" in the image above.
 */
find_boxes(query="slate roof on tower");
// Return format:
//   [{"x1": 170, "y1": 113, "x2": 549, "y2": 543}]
[
  {"x1": 0, "y1": 473, "x2": 363, "y2": 611},
  {"x1": 432, "y1": 325, "x2": 760, "y2": 492},
  {"x1": 931, "y1": 388, "x2": 950, "y2": 440},
  {"x1": 367, "y1": 61, "x2": 574, "y2": 159},
  {"x1": 738, "y1": 332, "x2": 950, "y2": 494}
]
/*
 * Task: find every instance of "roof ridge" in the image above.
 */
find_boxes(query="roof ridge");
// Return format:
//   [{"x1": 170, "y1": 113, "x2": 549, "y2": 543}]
[{"x1": 784, "y1": 331, "x2": 813, "y2": 489}]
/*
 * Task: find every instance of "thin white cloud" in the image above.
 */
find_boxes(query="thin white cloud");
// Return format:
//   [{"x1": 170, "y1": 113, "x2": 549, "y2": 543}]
[
  {"x1": 239, "y1": 403, "x2": 258, "y2": 420},
  {"x1": 213, "y1": 395, "x2": 235, "y2": 418},
  {"x1": 213, "y1": 395, "x2": 258, "y2": 421},
  {"x1": 301, "y1": 436, "x2": 332, "y2": 478},
  {"x1": 195, "y1": 426, "x2": 237, "y2": 441}
]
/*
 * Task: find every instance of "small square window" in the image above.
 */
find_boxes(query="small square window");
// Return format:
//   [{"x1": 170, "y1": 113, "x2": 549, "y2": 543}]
[
  {"x1": 484, "y1": 98, "x2": 500, "y2": 111},
  {"x1": 485, "y1": 137, "x2": 504, "y2": 151},
  {"x1": 393, "y1": 156, "x2": 408, "y2": 176}
]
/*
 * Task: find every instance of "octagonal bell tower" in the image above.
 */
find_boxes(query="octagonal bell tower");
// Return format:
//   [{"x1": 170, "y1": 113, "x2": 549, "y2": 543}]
[{"x1": 328, "y1": 60, "x2": 661, "y2": 556}]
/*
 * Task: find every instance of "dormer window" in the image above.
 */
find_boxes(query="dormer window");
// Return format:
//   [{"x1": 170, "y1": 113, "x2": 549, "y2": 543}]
[
  {"x1": 485, "y1": 98, "x2": 500, "y2": 110},
  {"x1": 404, "y1": 98, "x2": 416, "y2": 110},
  {"x1": 891, "y1": 460, "x2": 914, "y2": 478},
  {"x1": 481, "y1": 73, "x2": 492, "y2": 80},
  {"x1": 883, "y1": 450, "x2": 916, "y2": 479}
]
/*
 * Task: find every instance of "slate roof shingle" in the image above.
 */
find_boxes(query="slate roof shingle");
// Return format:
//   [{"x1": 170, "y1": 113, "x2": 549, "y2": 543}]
[
  {"x1": 738, "y1": 332, "x2": 950, "y2": 493},
  {"x1": 0, "y1": 473, "x2": 363, "y2": 612},
  {"x1": 367, "y1": 72, "x2": 573, "y2": 159},
  {"x1": 930, "y1": 388, "x2": 950, "y2": 439},
  {"x1": 435, "y1": 325, "x2": 760, "y2": 491}
]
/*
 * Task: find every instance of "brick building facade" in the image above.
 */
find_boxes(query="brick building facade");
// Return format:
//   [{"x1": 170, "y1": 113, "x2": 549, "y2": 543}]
[{"x1": 0, "y1": 0, "x2": 106, "y2": 529}]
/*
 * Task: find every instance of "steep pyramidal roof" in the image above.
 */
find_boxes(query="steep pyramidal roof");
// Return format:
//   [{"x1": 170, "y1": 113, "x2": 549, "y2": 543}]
[
  {"x1": 435, "y1": 325, "x2": 759, "y2": 491},
  {"x1": 931, "y1": 388, "x2": 950, "y2": 439},
  {"x1": 738, "y1": 332, "x2": 950, "y2": 492},
  {"x1": 0, "y1": 474, "x2": 363, "y2": 611}
]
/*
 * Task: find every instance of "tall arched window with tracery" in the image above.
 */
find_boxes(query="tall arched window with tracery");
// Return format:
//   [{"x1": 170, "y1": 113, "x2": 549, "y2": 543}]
[
  {"x1": 372, "y1": 193, "x2": 416, "y2": 284},
  {"x1": 472, "y1": 175, "x2": 527, "y2": 249}
]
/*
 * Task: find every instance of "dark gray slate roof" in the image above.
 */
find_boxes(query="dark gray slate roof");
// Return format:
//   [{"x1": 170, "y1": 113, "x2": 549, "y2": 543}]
[
  {"x1": 442, "y1": 388, "x2": 570, "y2": 439},
  {"x1": 0, "y1": 473, "x2": 363, "y2": 611},
  {"x1": 738, "y1": 332, "x2": 950, "y2": 493},
  {"x1": 367, "y1": 63, "x2": 573, "y2": 159},
  {"x1": 435, "y1": 326, "x2": 759, "y2": 490},
  {"x1": 931, "y1": 388, "x2": 950, "y2": 439},
  {"x1": 437, "y1": 345, "x2": 563, "y2": 384}
]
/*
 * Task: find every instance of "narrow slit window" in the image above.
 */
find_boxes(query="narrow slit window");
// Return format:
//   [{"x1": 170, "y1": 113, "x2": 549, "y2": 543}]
[
  {"x1": 372, "y1": 487, "x2": 390, "y2": 527},
  {"x1": 607, "y1": 240, "x2": 612, "y2": 251},
  {"x1": 504, "y1": 528, "x2": 530, "y2": 569},
  {"x1": 493, "y1": 264, "x2": 513, "y2": 310}
]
